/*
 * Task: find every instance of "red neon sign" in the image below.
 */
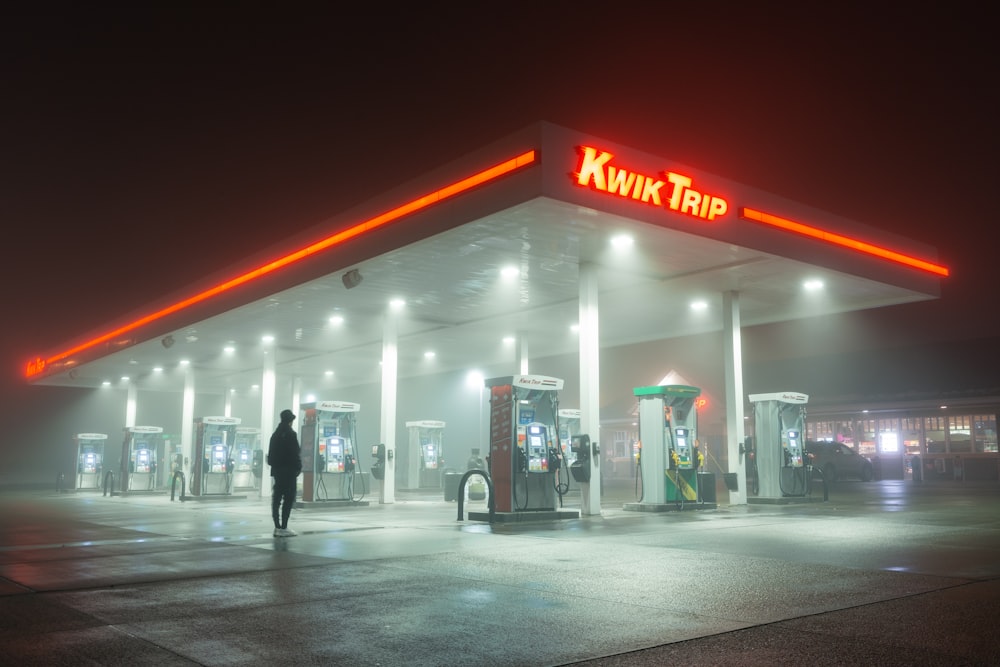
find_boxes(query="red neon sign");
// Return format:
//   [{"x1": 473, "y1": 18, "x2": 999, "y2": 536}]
[
  {"x1": 26, "y1": 150, "x2": 539, "y2": 378},
  {"x1": 572, "y1": 146, "x2": 729, "y2": 221},
  {"x1": 740, "y1": 208, "x2": 949, "y2": 277}
]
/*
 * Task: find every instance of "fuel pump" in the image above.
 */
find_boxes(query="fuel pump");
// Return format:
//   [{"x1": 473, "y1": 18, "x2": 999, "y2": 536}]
[
  {"x1": 628, "y1": 385, "x2": 711, "y2": 511},
  {"x1": 558, "y1": 409, "x2": 581, "y2": 467},
  {"x1": 556, "y1": 408, "x2": 581, "y2": 497},
  {"x1": 406, "y1": 420, "x2": 446, "y2": 489},
  {"x1": 780, "y1": 426, "x2": 807, "y2": 496},
  {"x1": 122, "y1": 426, "x2": 165, "y2": 493},
  {"x1": 485, "y1": 374, "x2": 565, "y2": 513},
  {"x1": 74, "y1": 433, "x2": 107, "y2": 490},
  {"x1": 232, "y1": 427, "x2": 261, "y2": 490},
  {"x1": 748, "y1": 392, "x2": 809, "y2": 499},
  {"x1": 569, "y1": 434, "x2": 596, "y2": 484},
  {"x1": 371, "y1": 444, "x2": 386, "y2": 481},
  {"x1": 740, "y1": 436, "x2": 760, "y2": 496},
  {"x1": 300, "y1": 400, "x2": 367, "y2": 503},
  {"x1": 190, "y1": 416, "x2": 240, "y2": 496}
]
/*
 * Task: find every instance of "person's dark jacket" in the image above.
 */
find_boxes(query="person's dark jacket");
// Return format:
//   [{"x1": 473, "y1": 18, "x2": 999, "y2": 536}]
[{"x1": 267, "y1": 423, "x2": 302, "y2": 477}]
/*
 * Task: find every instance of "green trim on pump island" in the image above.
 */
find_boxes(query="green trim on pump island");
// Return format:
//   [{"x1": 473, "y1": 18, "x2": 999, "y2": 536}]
[{"x1": 633, "y1": 385, "x2": 701, "y2": 398}]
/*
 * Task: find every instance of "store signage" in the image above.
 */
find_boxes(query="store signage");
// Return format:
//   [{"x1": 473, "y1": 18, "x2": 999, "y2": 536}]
[
  {"x1": 26, "y1": 357, "x2": 45, "y2": 377},
  {"x1": 573, "y1": 146, "x2": 728, "y2": 221}
]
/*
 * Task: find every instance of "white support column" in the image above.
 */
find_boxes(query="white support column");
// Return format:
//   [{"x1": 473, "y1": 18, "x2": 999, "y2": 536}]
[
  {"x1": 290, "y1": 377, "x2": 302, "y2": 419},
  {"x1": 261, "y1": 347, "x2": 276, "y2": 498},
  {"x1": 119, "y1": 381, "x2": 138, "y2": 491},
  {"x1": 125, "y1": 382, "x2": 137, "y2": 429},
  {"x1": 516, "y1": 333, "x2": 529, "y2": 375},
  {"x1": 578, "y1": 263, "x2": 602, "y2": 516},
  {"x1": 379, "y1": 311, "x2": 399, "y2": 504},
  {"x1": 224, "y1": 389, "x2": 233, "y2": 418},
  {"x1": 723, "y1": 290, "x2": 747, "y2": 505},
  {"x1": 181, "y1": 366, "x2": 195, "y2": 477}
]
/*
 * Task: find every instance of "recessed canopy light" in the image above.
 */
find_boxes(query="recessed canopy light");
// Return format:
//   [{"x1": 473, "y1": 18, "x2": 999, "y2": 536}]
[
  {"x1": 611, "y1": 234, "x2": 634, "y2": 248},
  {"x1": 502, "y1": 336, "x2": 516, "y2": 345},
  {"x1": 223, "y1": 345, "x2": 236, "y2": 354},
  {"x1": 261, "y1": 334, "x2": 275, "y2": 344},
  {"x1": 102, "y1": 380, "x2": 111, "y2": 386},
  {"x1": 389, "y1": 298, "x2": 406, "y2": 310},
  {"x1": 324, "y1": 370, "x2": 334, "y2": 377},
  {"x1": 570, "y1": 323, "x2": 580, "y2": 333},
  {"x1": 500, "y1": 266, "x2": 519, "y2": 279},
  {"x1": 120, "y1": 376, "x2": 129, "y2": 382},
  {"x1": 329, "y1": 314, "x2": 344, "y2": 325},
  {"x1": 424, "y1": 351, "x2": 436, "y2": 359},
  {"x1": 152, "y1": 366, "x2": 163, "y2": 373},
  {"x1": 690, "y1": 300, "x2": 708, "y2": 311},
  {"x1": 179, "y1": 359, "x2": 190, "y2": 366},
  {"x1": 466, "y1": 369, "x2": 485, "y2": 388},
  {"x1": 803, "y1": 278, "x2": 825, "y2": 291}
]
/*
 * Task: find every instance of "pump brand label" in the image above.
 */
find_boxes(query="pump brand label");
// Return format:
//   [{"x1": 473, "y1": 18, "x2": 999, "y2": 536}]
[
  {"x1": 573, "y1": 146, "x2": 728, "y2": 221},
  {"x1": 202, "y1": 416, "x2": 240, "y2": 425}
]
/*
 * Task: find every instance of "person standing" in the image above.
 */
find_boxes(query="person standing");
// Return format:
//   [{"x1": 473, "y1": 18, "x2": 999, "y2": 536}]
[{"x1": 268, "y1": 409, "x2": 302, "y2": 537}]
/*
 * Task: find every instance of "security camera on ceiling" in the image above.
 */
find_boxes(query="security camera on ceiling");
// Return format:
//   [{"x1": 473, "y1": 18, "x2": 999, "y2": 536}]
[
  {"x1": 162, "y1": 335, "x2": 175, "y2": 348},
  {"x1": 342, "y1": 269, "x2": 363, "y2": 289}
]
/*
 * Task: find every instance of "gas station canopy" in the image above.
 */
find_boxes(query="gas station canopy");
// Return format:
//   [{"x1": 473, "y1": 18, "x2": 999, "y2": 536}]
[{"x1": 26, "y1": 122, "x2": 946, "y2": 394}]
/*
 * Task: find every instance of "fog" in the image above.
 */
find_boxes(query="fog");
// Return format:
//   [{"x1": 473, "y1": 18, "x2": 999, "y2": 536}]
[{"x1": 9, "y1": 309, "x2": 997, "y2": 490}]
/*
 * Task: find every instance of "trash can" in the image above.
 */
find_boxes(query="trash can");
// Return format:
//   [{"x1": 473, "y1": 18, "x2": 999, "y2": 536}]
[
  {"x1": 722, "y1": 472, "x2": 739, "y2": 492},
  {"x1": 443, "y1": 471, "x2": 461, "y2": 501},
  {"x1": 697, "y1": 472, "x2": 716, "y2": 503}
]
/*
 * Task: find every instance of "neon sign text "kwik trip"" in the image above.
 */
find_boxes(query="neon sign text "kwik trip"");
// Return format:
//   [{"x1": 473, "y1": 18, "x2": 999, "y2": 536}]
[{"x1": 573, "y1": 146, "x2": 728, "y2": 221}]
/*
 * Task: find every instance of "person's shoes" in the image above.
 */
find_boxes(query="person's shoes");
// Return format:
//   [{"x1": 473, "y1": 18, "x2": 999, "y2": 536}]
[
  {"x1": 274, "y1": 527, "x2": 297, "y2": 537},
  {"x1": 273, "y1": 528, "x2": 282, "y2": 537}
]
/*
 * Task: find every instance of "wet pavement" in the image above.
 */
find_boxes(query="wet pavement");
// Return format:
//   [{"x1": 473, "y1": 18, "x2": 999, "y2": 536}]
[{"x1": 1, "y1": 478, "x2": 998, "y2": 666}]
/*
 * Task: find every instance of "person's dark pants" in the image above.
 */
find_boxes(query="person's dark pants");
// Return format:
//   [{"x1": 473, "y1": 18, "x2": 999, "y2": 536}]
[{"x1": 272, "y1": 473, "x2": 297, "y2": 529}]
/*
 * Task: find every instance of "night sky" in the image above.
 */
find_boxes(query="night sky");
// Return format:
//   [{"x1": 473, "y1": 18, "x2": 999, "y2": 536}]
[{"x1": 3, "y1": 5, "x2": 997, "y2": 421}]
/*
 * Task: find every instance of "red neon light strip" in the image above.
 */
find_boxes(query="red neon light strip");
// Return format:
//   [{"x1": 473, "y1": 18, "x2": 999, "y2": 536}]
[
  {"x1": 33, "y1": 150, "x2": 538, "y2": 374},
  {"x1": 740, "y1": 207, "x2": 949, "y2": 277}
]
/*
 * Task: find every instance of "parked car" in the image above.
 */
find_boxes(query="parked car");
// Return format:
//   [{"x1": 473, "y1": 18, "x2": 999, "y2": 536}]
[{"x1": 805, "y1": 441, "x2": 874, "y2": 482}]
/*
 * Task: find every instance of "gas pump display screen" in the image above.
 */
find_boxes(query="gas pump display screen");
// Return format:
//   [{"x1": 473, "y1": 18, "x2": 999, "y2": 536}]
[
  {"x1": 519, "y1": 409, "x2": 535, "y2": 425},
  {"x1": 423, "y1": 443, "x2": 438, "y2": 469},
  {"x1": 674, "y1": 428, "x2": 692, "y2": 467},
  {"x1": 784, "y1": 430, "x2": 803, "y2": 466},
  {"x1": 323, "y1": 426, "x2": 337, "y2": 438},
  {"x1": 527, "y1": 427, "x2": 548, "y2": 471},
  {"x1": 210, "y1": 435, "x2": 222, "y2": 446},
  {"x1": 211, "y1": 445, "x2": 226, "y2": 472},
  {"x1": 326, "y1": 437, "x2": 344, "y2": 472}
]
